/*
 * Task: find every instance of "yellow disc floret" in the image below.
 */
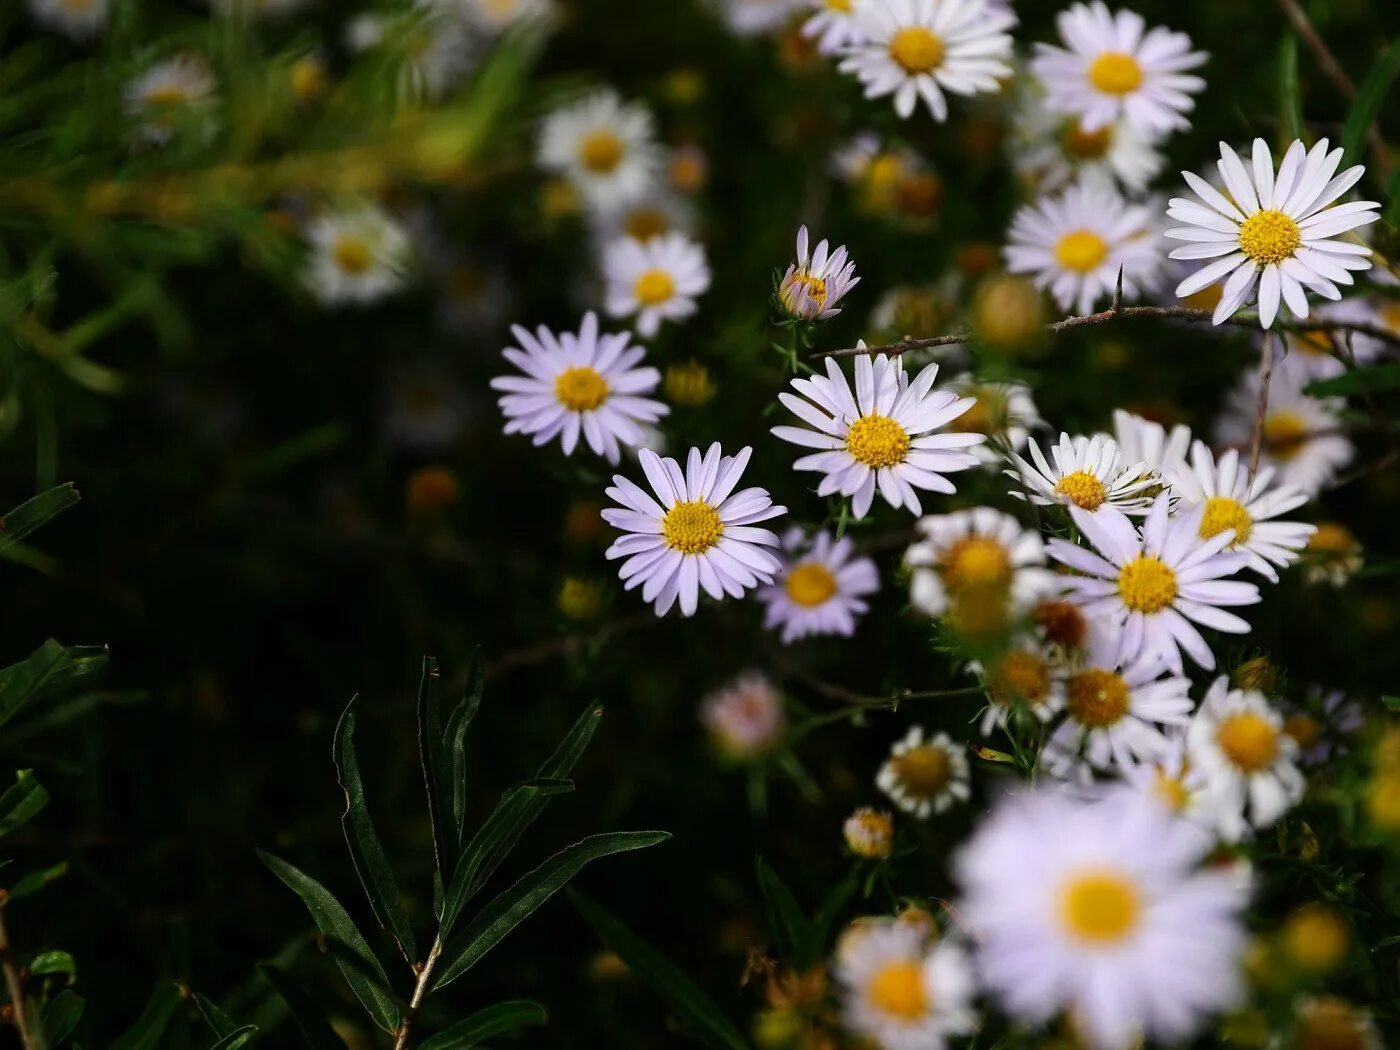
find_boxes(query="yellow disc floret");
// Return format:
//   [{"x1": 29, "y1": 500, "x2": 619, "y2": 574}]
[
  {"x1": 579, "y1": 129, "x2": 624, "y2": 173},
  {"x1": 1117, "y1": 555, "x2": 1177, "y2": 614},
  {"x1": 990, "y1": 651, "x2": 1051, "y2": 708},
  {"x1": 785, "y1": 562, "x2": 838, "y2": 607},
  {"x1": 940, "y1": 536, "x2": 1012, "y2": 590},
  {"x1": 332, "y1": 235, "x2": 373, "y2": 275},
  {"x1": 1239, "y1": 209, "x2": 1302, "y2": 265},
  {"x1": 1060, "y1": 870, "x2": 1141, "y2": 943},
  {"x1": 1062, "y1": 122, "x2": 1114, "y2": 159},
  {"x1": 867, "y1": 960, "x2": 927, "y2": 1020},
  {"x1": 661, "y1": 500, "x2": 723, "y2": 555},
  {"x1": 1055, "y1": 230, "x2": 1110, "y2": 273},
  {"x1": 1217, "y1": 711, "x2": 1279, "y2": 773},
  {"x1": 1066, "y1": 668, "x2": 1130, "y2": 727},
  {"x1": 1263, "y1": 411, "x2": 1310, "y2": 461},
  {"x1": 633, "y1": 268, "x2": 675, "y2": 306},
  {"x1": 888, "y1": 27, "x2": 946, "y2": 75},
  {"x1": 1055, "y1": 470, "x2": 1108, "y2": 511},
  {"x1": 1088, "y1": 51, "x2": 1144, "y2": 95},
  {"x1": 891, "y1": 744, "x2": 952, "y2": 798},
  {"x1": 1199, "y1": 496, "x2": 1253, "y2": 545},
  {"x1": 845, "y1": 414, "x2": 910, "y2": 468},
  {"x1": 554, "y1": 366, "x2": 610, "y2": 412}
]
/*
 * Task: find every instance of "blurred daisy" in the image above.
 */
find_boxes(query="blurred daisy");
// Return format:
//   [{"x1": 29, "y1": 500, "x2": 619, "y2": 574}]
[
  {"x1": 717, "y1": 0, "x2": 805, "y2": 35},
  {"x1": 456, "y1": 0, "x2": 554, "y2": 34},
  {"x1": 1108, "y1": 409, "x2": 1190, "y2": 476},
  {"x1": 835, "y1": 919, "x2": 978, "y2": 1049},
  {"x1": 906, "y1": 507, "x2": 1056, "y2": 618},
  {"x1": 758, "y1": 528, "x2": 880, "y2": 643},
  {"x1": 1273, "y1": 296, "x2": 1386, "y2": 383},
  {"x1": 1186, "y1": 677, "x2": 1304, "y2": 841},
  {"x1": 602, "y1": 444, "x2": 785, "y2": 617},
  {"x1": 843, "y1": 806, "x2": 894, "y2": 859},
  {"x1": 1010, "y1": 87, "x2": 1163, "y2": 194},
  {"x1": 1167, "y1": 440, "x2": 1315, "y2": 582},
  {"x1": 1116, "y1": 728, "x2": 1223, "y2": 830},
  {"x1": 955, "y1": 789, "x2": 1248, "y2": 1050},
  {"x1": 305, "y1": 205, "x2": 412, "y2": 306},
  {"x1": 838, "y1": 0, "x2": 1016, "y2": 121},
  {"x1": 1047, "y1": 496, "x2": 1260, "y2": 673},
  {"x1": 801, "y1": 0, "x2": 865, "y2": 55},
  {"x1": 771, "y1": 354, "x2": 982, "y2": 519},
  {"x1": 29, "y1": 0, "x2": 108, "y2": 39},
  {"x1": 971, "y1": 639, "x2": 1064, "y2": 736},
  {"x1": 1166, "y1": 138, "x2": 1380, "y2": 328},
  {"x1": 944, "y1": 378, "x2": 1041, "y2": 466},
  {"x1": 382, "y1": 364, "x2": 469, "y2": 452},
  {"x1": 700, "y1": 672, "x2": 786, "y2": 760},
  {"x1": 778, "y1": 225, "x2": 860, "y2": 320},
  {"x1": 1291, "y1": 997, "x2": 1383, "y2": 1050},
  {"x1": 877, "y1": 727, "x2": 970, "y2": 817},
  {"x1": 1301, "y1": 522, "x2": 1363, "y2": 587},
  {"x1": 1007, "y1": 432, "x2": 1159, "y2": 516},
  {"x1": 538, "y1": 89, "x2": 661, "y2": 212},
  {"x1": 1214, "y1": 370, "x2": 1351, "y2": 495},
  {"x1": 124, "y1": 55, "x2": 217, "y2": 145},
  {"x1": 491, "y1": 312, "x2": 668, "y2": 464},
  {"x1": 1005, "y1": 182, "x2": 1163, "y2": 315},
  {"x1": 589, "y1": 192, "x2": 696, "y2": 247},
  {"x1": 1286, "y1": 688, "x2": 1365, "y2": 764},
  {"x1": 345, "y1": 9, "x2": 473, "y2": 101},
  {"x1": 1030, "y1": 2, "x2": 1206, "y2": 137},
  {"x1": 603, "y1": 233, "x2": 711, "y2": 337}
]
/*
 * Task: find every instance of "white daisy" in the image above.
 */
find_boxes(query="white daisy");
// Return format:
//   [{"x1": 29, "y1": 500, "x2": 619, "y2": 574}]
[
  {"x1": 1046, "y1": 495, "x2": 1260, "y2": 674},
  {"x1": 758, "y1": 528, "x2": 880, "y2": 644},
  {"x1": 456, "y1": 0, "x2": 554, "y2": 35},
  {"x1": 1273, "y1": 296, "x2": 1387, "y2": 383},
  {"x1": 28, "y1": 0, "x2": 108, "y2": 39},
  {"x1": 835, "y1": 919, "x2": 978, "y2": 1049},
  {"x1": 1007, "y1": 432, "x2": 1159, "y2": 516},
  {"x1": 905, "y1": 507, "x2": 1056, "y2": 618},
  {"x1": 1115, "y1": 728, "x2": 1225, "y2": 831},
  {"x1": 1010, "y1": 85, "x2": 1164, "y2": 195},
  {"x1": 1167, "y1": 440, "x2": 1315, "y2": 582},
  {"x1": 1186, "y1": 676, "x2": 1304, "y2": 841},
  {"x1": 602, "y1": 233, "x2": 711, "y2": 338},
  {"x1": 944, "y1": 377, "x2": 1041, "y2": 466},
  {"x1": 778, "y1": 225, "x2": 860, "y2": 320},
  {"x1": 490, "y1": 312, "x2": 668, "y2": 464},
  {"x1": 1030, "y1": 1, "x2": 1206, "y2": 138},
  {"x1": 537, "y1": 89, "x2": 661, "y2": 212},
  {"x1": 588, "y1": 192, "x2": 697, "y2": 248},
  {"x1": 699, "y1": 672, "x2": 786, "y2": 760},
  {"x1": 876, "y1": 727, "x2": 970, "y2": 817},
  {"x1": 345, "y1": 9, "x2": 473, "y2": 101},
  {"x1": 124, "y1": 55, "x2": 217, "y2": 145},
  {"x1": 837, "y1": 0, "x2": 1016, "y2": 121},
  {"x1": 801, "y1": 0, "x2": 866, "y2": 55},
  {"x1": 771, "y1": 353, "x2": 982, "y2": 519},
  {"x1": 1107, "y1": 408, "x2": 1190, "y2": 477},
  {"x1": 1166, "y1": 138, "x2": 1381, "y2": 328},
  {"x1": 602, "y1": 443, "x2": 786, "y2": 617},
  {"x1": 1213, "y1": 369, "x2": 1352, "y2": 496},
  {"x1": 1291, "y1": 998, "x2": 1384, "y2": 1050},
  {"x1": 969, "y1": 638, "x2": 1065, "y2": 736},
  {"x1": 1005, "y1": 181, "x2": 1163, "y2": 315},
  {"x1": 304, "y1": 205, "x2": 412, "y2": 306},
  {"x1": 955, "y1": 789, "x2": 1248, "y2": 1050},
  {"x1": 843, "y1": 807, "x2": 894, "y2": 859},
  {"x1": 717, "y1": 0, "x2": 805, "y2": 35}
]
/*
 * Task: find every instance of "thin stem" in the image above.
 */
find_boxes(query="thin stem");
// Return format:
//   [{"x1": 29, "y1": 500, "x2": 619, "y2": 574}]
[
  {"x1": 0, "y1": 897, "x2": 35, "y2": 1050},
  {"x1": 392, "y1": 934, "x2": 444, "y2": 1050},
  {"x1": 1249, "y1": 330, "x2": 1276, "y2": 478}
]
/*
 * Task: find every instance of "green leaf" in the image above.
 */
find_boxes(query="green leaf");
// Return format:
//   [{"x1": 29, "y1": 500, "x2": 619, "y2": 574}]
[
  {"x1": 1382, "y1": 695, "x2": 1400, "y2": 712},
  {"x1": 804, "y1": 870, "x2": 858, "y2": 966},
  {"x1": 1305, "y1": 363, "x2": 1400, "y2": 396},
  {"x1": 8, "y1": 861, "x2": 68, "y2": 901},
  {"x1": 0, "y1": 639, "x2": 109, "y2": 731},
  {"x1": 1341, "y1": 38, "x2": 1400, "y2": 164},
  {"x1": 1277, "y1": 33, "x2": 1302, "y2": 146},
  {"x1": 433, "y1": 830, "x2": 670, "y2": 990},
  {"x1": 27, "y1": 949, "x2": 76, "y2": 980},
  {"x1": 111, "y1": 982, "x2": 185, "y2": 1050},
  {"x1": 42, "y1": 989, "x2": 84, "y2": 1045},
  {"x1": 333, "y1": 697, "x2": 417, "y2": 962},
  {"x1": 754, "y1": 858, "x2": 810, "y2": 965},
  {"x1": 210, "y1": 1026, "x2": 258, "y2": 1050},
  {"x1": 0, "y1": 769, "x2": 49, "y2": 836},
  {"x1": 571, "y1": 891, "x2": 749, "y2": 1050},
  {"x1": 256, "y1": 850, "x2": 400, "y2": 1033},
  {"x1": 418, "y1": 655, "x2": 483, "y2": 881},
  {"x1": 418, "y1": 1000, "x2": 548, "y2": 1050},
  {"x1": 448, "y1": 648, "x2": 485, "y2": 846},
  {"x1": 256, "y1": 963, "x2": 347, "y2": 1050},
  {"x1": 0, "y1": 483, "x2": 80, "y2": 553},
  {"x1": 195, "y1": 993, "x2": 241, "y2": 1038}
]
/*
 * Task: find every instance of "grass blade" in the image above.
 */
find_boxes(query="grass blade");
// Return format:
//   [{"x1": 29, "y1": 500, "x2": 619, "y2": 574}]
[
  {"x1": 419, "y1": 1000, "x2": 547, "y2": 1049},
  {"x1": 0, "y1": 483, "x2": 80, "y2": 553},
  {"x1": 256, "y1": 963, "x2": 347, "y2": 1050}
]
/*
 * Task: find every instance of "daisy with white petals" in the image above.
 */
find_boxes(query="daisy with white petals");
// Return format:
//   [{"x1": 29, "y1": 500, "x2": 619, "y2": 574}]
[
  {"x1": 972, "y1": 640, "x2": 1064, "y2": 736},
  {"x1": 1166, "y1": 138, "x2": 1381, "y2": 327},
  {"x1": 29, "y1": 0, "x2": 108, "y2": 39},
  {"x1": 837, "y1": 0, "x2": 1016, "y2": 121},
  {"x1": 1214, "y1": 369, "x2": 1352, "y2": 496},
  {"x1": 602, "y1": 444, "x2": 785, "y2": 617},
  {"x1": 906, "y1": 507, "x2": 1056, "y2": 618},
  {"x1": 1116, "y1": 728, "x2": 1225, "y2": 831},
  {"x1": 759, "y1": 529, "x2": 880, "y2": 643},
  {"x1": 1008, "y1": 432, "x2": 1159, "y2": 516},
  {"x1": 491, "y1": 312, "x2": 668, "y2": 464},
  {"x1": 124, "y1": 55, "x2": 217, "y2": 145},
  {"x1": 305, "y1": 205, "x2": 412, "y2": 306},
  {"x1": 603, "y1": 233, "x2": 711, "y2": 338},
  {"x1": 778, "y1": 226, "x2": 860, "y2": 320},
  {"x1": 537, "y1": 89, "x2": 661, "y2": 212},
  {"x1": 1108, "y1": 408, "x2": 1190, "y2": 477},
  {"x1": 801, "y1": 0, "x2": 866, "y2": 55},
  {"x1": 772, "y1": 354, "x2": 982, "y2": 519},
  {"x1": 1010, "y1": 87, "x2": 1164, "y2": 194},
  {"x1": 877, "y1": 727, "x2": 970, "y2": 817},
  {"x1": 945, "y1": 378, "x2": 1041, "y2": 466},
  {"x1": 699, "y1": 672, "x2": 786, "y2": 760}
]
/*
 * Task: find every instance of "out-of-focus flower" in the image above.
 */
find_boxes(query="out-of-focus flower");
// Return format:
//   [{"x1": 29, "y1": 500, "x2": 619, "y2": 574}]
[
  {"x1": 1214, "y1": 369, "x2": 1351, "y2": 496},
  {"x1": 29, "y1": 0, "x2": 108, "y2": 39},
  {"x1": 870, "y1": 284, "x2": 958, "y2": 345},
  {"x1": 906, "y1": 507, "x2": 1056, "y2": 619},
  {"x1": 778, "y1": 226, "x2": 860, "y2": 320},
  {"x1": 700, "y1": 672, "x2": 786, "y2": 759},
  {"x1": 942, "y1": 378, "x2": 1042, "y2": 467},
  {"x1": 1273, "y1": 299, "x2": 1387, "y2": 385},
  {"x1": 455, "y1": 0, "x2": 555, "y2": 35},
  {"x1": 1290, "y1": 998, "x2": 1383, "y2": 1050},
  {"x1": 843, "y1": 806, "x2": 894, "y2": 859},
  {"x1": 1301, "y1": 521, "x2": 1363, "y2": 586},
  {"x1": 590, "y1": 193, "x2": 696, "y2": 246},
  {"x1": 1280, "y1": 904, "x2": 1350, "y2": 974},
  {"x1": 1115, "y1": 728, "x2": 1223, "y2": 829},
  {"x1": 1010, "y1": 85, "x2": 1163, "y2": 194},
  {"x1": 304, "y1": 205, "x2": 412, "y2": 306},
  {"x1": 663, "y1": 361, "x2": 717, "y2": 407},
  {"x1": 667, "y1": 144, "x2": 709, "y2": 193},
  {"x1": 801, "y1": 0, "x2": 865, "y2": 55},
  {"x1": 209, "y1": 0, "x2": 311, "y2": 18},
  {"x1": 124, "y1": 54, "x2": 217, "y2": 145},
  {"x1": 288, "y1": 51, "x2": 329, "y2": 104},
  {"x1": 758, "y1": 528, "x2": 879, "y2": 643},
  {"x1": 876, "y1": 727, "x2": 970, "y2": 817},
  {"x1": 971, "y1": 639, "x2": 1063, "y2": 736},
  {"x1": 557, "y1": 577, "x2": 604, "y2": 621},
  {"x1": 1108, "y1": 409, "x2": 1190, "y2": 477},
  {"x1": 716, "y1": 0, "x2": 805, "y2": 36},
  {"x1": 405, "y1": 466, "x2": 461, "y2": 513},
  {"x1": 538, "y1": 89, "x2": 661, "y2": 212},
  {"x1": 383, "y1": 365, "x2": 469, "y2": 452},
  {"x1": 971, "y1": 274, "x2": 1048, "y2": 351},
  {"x1": 1007, "y1": 432, "x2": 1159, "y2": 517},
  {"x1": 602, "y1": 233, "x2": 711, "y2": 337},
  {"x1": 346, "y1": 9, "x2": 474, "y2": 101}
]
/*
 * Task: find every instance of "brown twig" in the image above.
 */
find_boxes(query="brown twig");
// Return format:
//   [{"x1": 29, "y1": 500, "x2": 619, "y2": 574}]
[
  {"x1": 1249, "y1": 329, "x2": 1277, "y2": 478},
  {"x1": 392, "y1": 935, "x2": 444, "y2": 1050},
  {"x1": 0, "y1": 896, "x2": 35, "y2": 1050}
]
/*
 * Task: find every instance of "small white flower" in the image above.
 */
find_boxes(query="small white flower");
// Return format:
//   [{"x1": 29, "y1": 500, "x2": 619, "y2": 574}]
[
  {"x1": 876, "y1": 727, "x2": 970, "y2": 817},
  {"x1": 778, "y1": 225, "x2": 860, "y2": 320},
  {"x1": 969, "y1": 638, "x2": 1065, "y2": 736},
  {"x1": 1030, "y1": 1, "x2": 1207, "y2": 137},
  {"x1": 838, "y1": 0, "x2": 1016, "y2": 121},
  {"x1": 758, "y1": 528, "x2": 880, "y2": 644},
  {"x1": 455, "y1": 0, "x2": 554, "y2": 35},
  {"x1": 1166, "y1": 138, "x2": 1381, "y2": 328},
  {"x1": 843, "y1": 806, "x2": 894, "y2": 859},
  {"x1": 1005, "y1": 181, "x2": 1163, "y2": 315},
  {"x1": 124, "y1": 55, "x2": 217, "y2": 145},
  {"x1": 1187, "y1": 677, "x2": 1304, "y2": 841},
  {"x1": 304, "y1": 205, "x2": 412, "y2": 306},
  {"x1": 602, "y1": 233, "x2": 711, "y2": 337},
  {"x1": 699, "y1": 672, "x2": 786, "y2": 759},
  {"x1": 1115, "y1": 728, "x2": 1227, "y2": 831},
  {"x1": 771, "y1": 353, "x2": 982, "y2": 519},
  {"x1": 345, "y1": 9, "x2": 474, "y2": 101},
  {"x1": 602, "y1": 443, "x2": 786, "y2": 617},
  {"x1": 1007, "y1": 432, "x2": 1159, "y2": 516},
  {"x1": 538, "y1": 89, "x2": 661, "y2": 212},
  {"x1": 1213, "y1": 368, "x2": 1352, "y2": 496},
  {"x1": 588, "y1": 192, "x2": 697, "y2": 248},
  {"x1": 1107, "y1": 408, "x2": 1190, "y2": 476},
  {"x1": 716, "y1": 0, "x2": 805, "y2": 35},
  {"x1": 1010, "y1": 85, "x2": 1164, "y2": 194},
  {"x1": 29, "y1": 0, "x2": 108, "y2": 39},
  {"x1": 905, "y1": 507, "x2": 1057, "y2": 618},
  {"x1": 490, "y1": 312, "x2": 668, "y2": 464},
  {"x1": 801, "y1": 0, "x2": 867, "y2": 55},
  {"x1": 944, "y1": 377, "x2": 1041, "y2": 466},
  {"x1": 1047, "y1": 495, "x2": 1260, "y2": 673}
]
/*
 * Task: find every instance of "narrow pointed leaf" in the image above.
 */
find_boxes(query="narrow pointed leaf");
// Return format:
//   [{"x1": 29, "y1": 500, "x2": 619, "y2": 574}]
[
  {"x1": 333, "y1": 697, "x2": 417, "y2": 962},
  {"x1": 433, "y1": 830, "x2": 670, "y2": 990},
  {"x1": 195, "y1": 993, "x2": 240, "y2": 1038},
  {"x1": 111, "y1": 982, "x2": 185, "y2": 1050},
  {"x1": 448, "y1": 647, "x2": 485, "y2": 846},
  {"x1": 0, "y1": 640, "x2": 108, "y2": 731},
  {"x1": 256, "y1": 850, "x2": 400, "y2": 1033},
  {"x1": 42, "y1": 990, "x2": 84, "y2": 1045},
  {"x1": 1277, "y1": 34, "x2": 1302, "y2": 146},
  {"x1": 0, "y1": 483, "x2": 80, "y2": 553},
  {"x1": 419, "y1": 1000, "x2": 547, "y2": 1050},
  {"x1": 1341, "y1": 38, "x2": 1400, "y2": 164},
  {"x1": 1306, "y1": 363, "x2": 1400, "y2": 396},
  {"x1": 417, "y1": 656, "x2": 454, "y2": 879},
  {"x1": 27, "y1": 950, "x2": 76, "y2": 980},
  {"x1": 256, "y1": 963, "x2": 347, "y2": 1050},
  {"x1": 754, "y1": 858, "x2": 811, "y2": 965},
  {"x1": 210, "y1": 1026, "x2": 258, "y2": 1050},
  {"x1": 8, "y1": 861, "x2": 68, "y2": 901},
  {"x1": 0, "y1": 770, "x2": 49, "y2": 836}
]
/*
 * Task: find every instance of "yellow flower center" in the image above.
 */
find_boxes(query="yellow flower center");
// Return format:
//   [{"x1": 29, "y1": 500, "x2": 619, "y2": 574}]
[
  {"x1": 1283, "y1": 713, "x2": 1321, "y2": 750},
  {"x1": 1199, "y1": 496, "x2": 1253, "y2": 546},
  {"x1": 940, "y1": 536, "x2": 1012, "y2": 590},
  {"x1": 553, "y1": 366, "x2": 610, "y2": 412},
  {"x1": 1284, "y1": 905, "x2": 1350, "y2": 972},
  {"x1": 891, "y1": 744, "x2": 952, "y2": 798},
  {"x1": 1154, "y1": 768, "x2": 1191, "y2": 812},
  {"x1": 1062, "y1": 121, "x2": 1114, "y2": 159},
  {"x1": 1217, "y1": 712, "x2": 1279, "y2": 773},
  {"x1": 1380, "y1": 301, "x2": 1400, "y2": 336},
  {"x1": 990, "y1": 651, "x2": 1050, "y2": 707},
  {"x1": 866, "y1": 960, "x2": 927, "y2": 1020},
  {"x1": 1033, "y1": 598, "x2": 1089, "y2": 650},
  {"x1": 1308, "y1": 522, "x2": 1355, "y2": 554},
  {"x1": 633, "y1": 268, "x2": 675, "y2": 305},
  {"x1": 1117, "y1": 556, "x2": 1177, "y2": 614},
  {"x1": 661, "y1": 500, "x2": 723, "y2": 555},
  {"x1": 664, "y1": 361, "x2": 715, "y2": 406},
  {"x1": 825, "y1": 0, "x2": 853, "y2": 10},
  {"x1": 332, "y1": 235, "x2": 373, "y2": 275},
  {"x1": 1088, "y1": 51, "x2": 1144, "y2": 95},
  {"x1": 144, "y1": 85, "x2": 190, "y2": 107},
  {"x1": 623, "y1": 208, "x2": 669, "y2": 241},
  {"x1": 1055, "y1": 230, "x2": 1109, "y2": 273},
  {"x1": 784, "y1": 562, "x2": 838, "y2": 607},
  {"x1": 888, "y1": 27, "x2": 946, "y2": 75},
  {"x1": 1263, "y1": 411, "x2": 1309, "y2": 461},
  {"x1": 1296, "y1": 998, "x2": 1372, "y2": 1050},
  {"x1": 784, "y1": 272, "x2": 828, "y2": 310},
  {"x1": 845, "y1": 414, "x2": 910, "y2": 468},
  {"x1": 1066, "y1": 668, "x2": 1130, "y2": 727},
  {"x1": 1239, "y1": 209, "x2": 1302, "y2": 265},
  {"x1": 579, "y1": 129, "x2": 624, "y2": 173},
  {"x1": 1059, "y1": 870, "x2": 1141, "y2": 944},
  {"x1": 1054, "y1": 470, "x2": 1108, "y2": 511}
]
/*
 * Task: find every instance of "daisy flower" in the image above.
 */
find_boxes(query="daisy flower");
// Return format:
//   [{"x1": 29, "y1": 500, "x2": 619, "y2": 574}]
[
  {"x1": 1004, "y1": 182, "x2": 1163, "y2": 315},
  {"x1": 490, "y1": 312, "x2": 668, "y2": 464},
  {"x1": 905, "y1": 507, "x2": 1056, "y2": 618},
  {"x1": 1186, "y1": 677, "x2": 1304, "y2": 841},
  {"x1": 699, "y1": 672, "x2": 786, "y2": 760},
  {"x1": 970, "y1": 638, "x2": 1065, "y2": 736},
  {"x1": 943, "y1": 378, "x2": 1041, "y2": 466},
  {"x1": 837, "y1": 0, "x2": 1016, "y2": 121},
  {"x1": 758, "y1": 528, "x2": 880, "y2": 643},
  {"x1": 772, "y1": 354, "x2": 981, "y2": 519},
  {"x1": 1010, "y1": 86, "x2": 1164, "y2": 195},
  {"x1": 801, "y1": 0, "x2": 866, "y2": 55},
  {"x1": 538, "y1": 89, "x2": 661, "y2": 212},
  {"x1": 29, "y1": 0, "x2": 108, "y2": 39},
  {"x1": 1214, "y1": 369, "x2": 1352, "y2": 495},
  {"x1": 1108, "y1": 409, "x2": 1190, "y2": 477},
  {"x1": 778, "y1": 225, "x2": 860, "y2": 321},
  {"x1": 1115, "y1": 728, "x2": 1225, "y2": 831},
  {"x1": 843, "y1": 806, "x2": 894, "y2": 859},
  {"x1": 876, "y1": 727, "x2": 970, "y2": 818},
  {"x1": 1291, "y1": 997, "x2": 1383, "y2": 1050},
  {"x1": 1272, "y1": 296, "x2": 1387, "y2": 383},
  {"x1": 1030, "y1": 2, "x2": 1207, "y2": 137},
  {"x1": 124, "y1": 55, "x2": 217, "y2": 145},
  {"x1": 1167, "y1": 440, "x2": 1315, "y2": 582},
  {"x1": 345, "y1": 9, "x2": 473, "y2": 101},
  {"x1": 955, "y1": 789, "x2": 1248, "y2": 1050},
  {"x1": 835, "y1": 919, "x2": 978, "y2": 1050},
  {"x1": 1046, "y1": 495, "x2": 1260, "y2": 674},
  {"x1": 456, "y1": 0, "x2": 554, "y2": 35},
  {"x1": 1166, "y1": 138, "x2": 1381, "y2": 327},
  {"x1": 589, "y1": 192, "x2": 696, "y2": 248},
  {"x1": 602, "y1": 233, "x2": 711, "y2": 337},
  {"x1": 717, "y1": 0, "x2": 805, "y2": 35},
  {"x1": 1284, "y1": 688, "x2": 1365, "y2": 765},
  {"x1": 602, "y1": 443, "x2": 786, "y2": 617},
  {"x1": 383, "y1": 364, "x2": 468, "y2": 451},
  {"x1": 1301, "y1": 521, "x2": 1363, "y2": 587},
  {"x1": 1007, "y1": 432, "x2": 1159, "y2": 516},
  {"x1": 304, "y1": 205, "x2": 412, "y2": 306}
]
